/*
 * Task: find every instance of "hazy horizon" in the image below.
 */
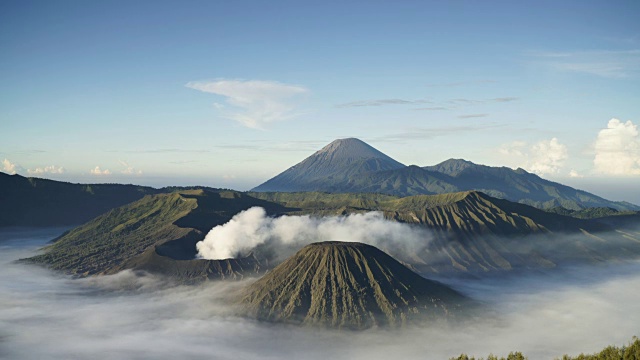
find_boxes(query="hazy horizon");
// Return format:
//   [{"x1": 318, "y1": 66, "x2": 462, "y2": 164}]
[
  {"x1": 2, "y1": 1, "x2": 639, "y2": 198},
  {"x1": 4, "y1": 154, "x2": 639, "y2": 206}
]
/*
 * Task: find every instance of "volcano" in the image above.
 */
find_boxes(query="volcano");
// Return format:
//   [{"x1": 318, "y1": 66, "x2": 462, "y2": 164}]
[
  {"x1": 251, "y1": 138, "x2": 405, "y2": 192},
  {"x1": 250, "y1": 138, "x2": 638, "y2": 211},
  {"x1": 239, "y1": 241, "x2": 470, "y2": 329}
]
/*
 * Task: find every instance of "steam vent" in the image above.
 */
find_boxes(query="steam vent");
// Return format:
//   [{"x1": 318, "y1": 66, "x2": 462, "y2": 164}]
[{"x1": 239, "y1": 241, "x2": 470, "y2": 329}]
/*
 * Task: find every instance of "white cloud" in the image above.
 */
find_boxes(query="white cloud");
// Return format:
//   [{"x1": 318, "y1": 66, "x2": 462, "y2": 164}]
[
  {"x1": 529, "y1": 138, "x2": 568, "y2": 175},
  {"x1": 90, "y1": 166, "x2": 111, "y2": 175},
  {"x1": 119, "y1": 161, "x2": 142, "y2": 175},
  {"x1": 186, "y1": 79, "x2": 308, "y2": 129},
  {"x1": 593, "y1": 118, "x2": 640, "y2": 175},
  {"x1": 2, "y1": 159, "x2": 19, "y2": 175},
  {"x1": 499, "y1": 138, "x2": 568, "y2": 175},
  {"x1": 27, "y1": 165, "x2": 65, "y2": 175},
  {"x1": 569, "y1": 170, "x2": 584, "y2": 178}
]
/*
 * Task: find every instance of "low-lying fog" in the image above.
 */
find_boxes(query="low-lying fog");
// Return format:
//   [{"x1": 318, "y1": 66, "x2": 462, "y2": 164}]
[{"x1": 1, "y1": 228, "x2": 639, "y2": 360}]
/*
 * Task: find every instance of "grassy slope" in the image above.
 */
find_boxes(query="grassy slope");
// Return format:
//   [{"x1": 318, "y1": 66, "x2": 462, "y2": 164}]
[
  {"x1": 24, "y1": 189, "x2": 292, "y2": 279},
  {"x1": 26, "y1": 192, "x2": 198, "y2": 275}
]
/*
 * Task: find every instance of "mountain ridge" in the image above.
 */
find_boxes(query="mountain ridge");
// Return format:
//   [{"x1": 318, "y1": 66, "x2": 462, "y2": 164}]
[
  {"x1": 0, "y1": 172, "x2": 160, "y2": 227},
  {"x1": 25, "y1": 189, "x2": 640, "y2": 279},
  {"x1": 252, "y1": 138, "x2": 638, "y2": 211},
  {"x1": 22, "y1": 189, "x2": 292, "y2": 280}
]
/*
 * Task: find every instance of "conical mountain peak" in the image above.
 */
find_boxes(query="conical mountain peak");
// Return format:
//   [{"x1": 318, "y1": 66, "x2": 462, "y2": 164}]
[
  {"x1": 316, "y1": 137, "x2": 387, "y2": 158},
  {"x1": 238, "y1": 241, "x2": 469, "y2": 329},
  {"x1": 309, "y1": 137, "x2": 403, "y2": 166},
  {"x1": 252, "y1": 138, "x2": 404, "y2": 192}
]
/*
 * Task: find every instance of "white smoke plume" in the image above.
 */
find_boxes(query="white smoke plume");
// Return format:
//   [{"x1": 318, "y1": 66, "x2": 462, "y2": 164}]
[{"x1": 196, "y1": 207, "x2": 430, "y2": 261}]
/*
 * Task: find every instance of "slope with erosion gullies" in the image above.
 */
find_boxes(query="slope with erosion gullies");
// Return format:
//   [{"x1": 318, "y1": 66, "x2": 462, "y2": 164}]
[
  {"x1": 23, "y1": 189, "x2": 293, "y2": 280},
  {"x1": 239, "y1": 241, "x2": 471, "y2": 329},
  {"x1": 252, "y1": 138, "x2": 405, "y2": 192},
  {"x1": 387, "y1": 192, "x2": 640, "y2": 273},
  {"x1": 0, "y1": 172, "x2": 160, "y2": 227},
  {"x1": 252, "y1": 191, "x2": 640, "y2": 274}
]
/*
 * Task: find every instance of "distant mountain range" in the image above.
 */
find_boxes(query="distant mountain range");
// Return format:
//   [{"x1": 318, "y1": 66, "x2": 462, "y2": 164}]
[
  {"x1": 0, "y1": 172, "x2": 228, "y2": 227},
  {"x1": 2, "y1": 137, "x2": 636, "y2": 229},
  {"x1": 0, "y1": 172, "x2": 159, "y2": 227},
  {"x1": 252, "y1": 138, "x2": 639, "y2": 211}
]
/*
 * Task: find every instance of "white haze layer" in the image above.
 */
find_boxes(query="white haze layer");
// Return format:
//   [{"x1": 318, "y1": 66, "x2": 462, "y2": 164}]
[
  {"x1": 2, "y1": 229, "x2": 640, "y2": 360},
  {"x1": 196, "y1": 207, "x2": 430, "y2": 260}
]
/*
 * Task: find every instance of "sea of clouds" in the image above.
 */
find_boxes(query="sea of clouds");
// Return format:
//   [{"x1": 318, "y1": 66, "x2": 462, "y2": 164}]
[{"x1": 2, "y1": 228, "x2": 639, "y2": 359}]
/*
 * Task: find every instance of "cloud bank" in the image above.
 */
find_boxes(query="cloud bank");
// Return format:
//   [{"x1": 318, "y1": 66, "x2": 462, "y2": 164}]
[
  {"x1": 528, "y1": 137, "x2": 568, "y2": 175},
  {"x1": 500, "y1": 137, "x2": 568, "y2": 175},
  {"x1": 119, "y1": 160, "x2": 142, "y2": 175},
  {"x1": 90, "y1": 166, "x2": 111, "y2": 175},
  {"x1": 2, "y1": 158, "x2": 19, "y2": 174},
  {"x1": 186, "y1": 79, "x2": 308, "y2": 129},
  {"x1": 27, "y1": 165, "x2": 65, "y2": 175},
  {"x1": 196, "y1": 207, "x2": 430, "y2": 261},
  {"x1": 594, "y1": 118, "x2": 640, "y2": 175},
  {"x1": 2, "y1": 229, "x2": 640, "y2": 360}
]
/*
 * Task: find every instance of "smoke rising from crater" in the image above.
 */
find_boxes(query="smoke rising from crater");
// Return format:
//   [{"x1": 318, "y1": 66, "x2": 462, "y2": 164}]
[{"x1": 195, "y1": 207, "x2": 431, "y2": 260}]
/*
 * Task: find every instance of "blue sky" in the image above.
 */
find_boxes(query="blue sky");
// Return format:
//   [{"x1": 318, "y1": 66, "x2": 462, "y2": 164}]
[{"x1": 1, "y1": 1, "x2": 639, "y2": 201}]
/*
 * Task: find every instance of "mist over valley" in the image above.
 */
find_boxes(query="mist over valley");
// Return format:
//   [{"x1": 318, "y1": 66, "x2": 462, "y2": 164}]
[{"x1": 2, "y1": 228, "x2": 639, "y2": 359}]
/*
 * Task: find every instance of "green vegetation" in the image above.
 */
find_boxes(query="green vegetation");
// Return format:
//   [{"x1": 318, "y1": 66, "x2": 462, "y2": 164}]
[
  {"x1": 449, "y1": 336, "x2": 640, "y2": 360},
  {"x1": 22, "y1": 189, "x2": 290, "y2": 279},
  {"x1": 248, "y1": 191, "x2": 396, "y2": 210},
  {"x1": 546, "y1": 206, "x2": 636, "y2": 219},
  {"x1": 557, "y1": 336, "x2": 640, "y2": 360},
  {"x1": 450, "y1": 352, "x2": 526, "y2": 360},
  {"x1": 25, "y1": 192, "x2": 199, "y2": 275}
]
